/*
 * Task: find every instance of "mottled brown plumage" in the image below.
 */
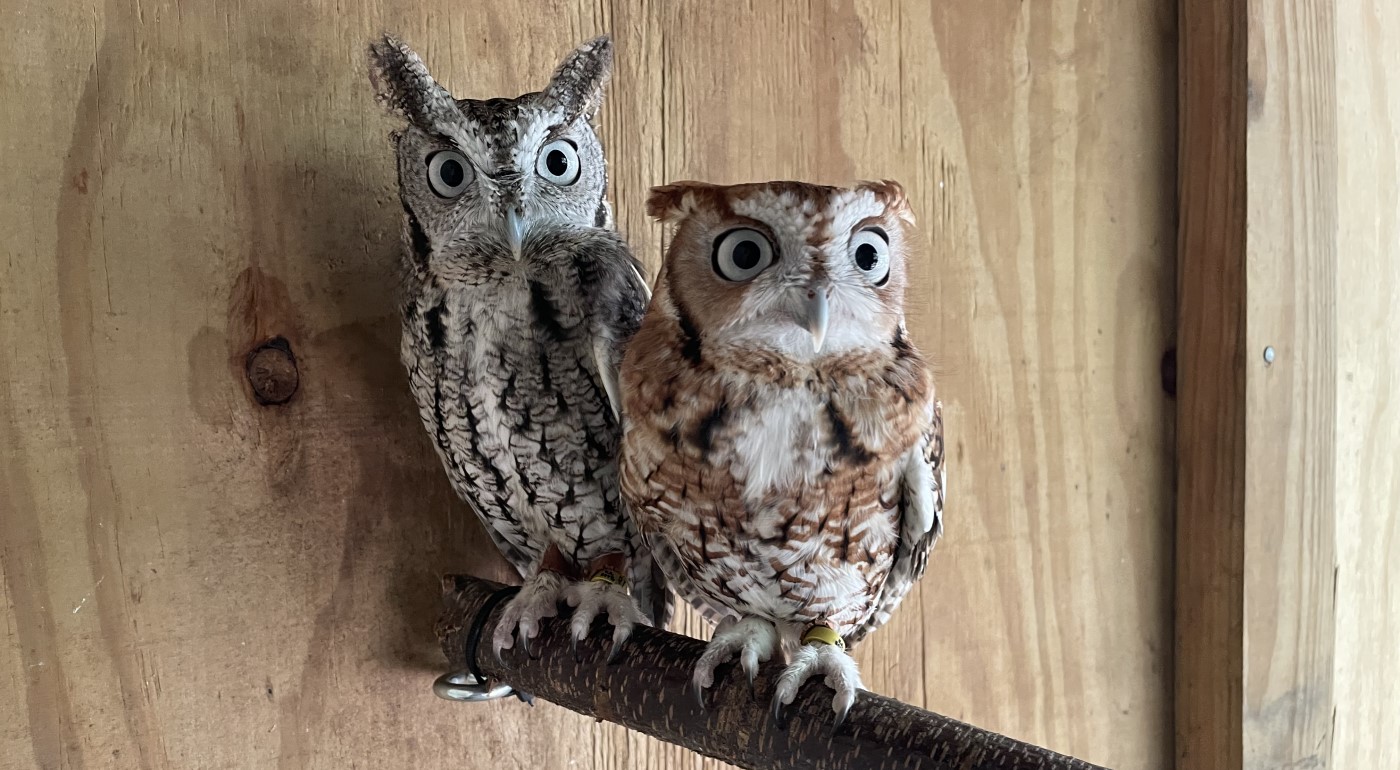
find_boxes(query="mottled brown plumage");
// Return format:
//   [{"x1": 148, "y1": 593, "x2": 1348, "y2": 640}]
[{"x1": 619, "y1": 180, "x2": 946, "y2": 723}]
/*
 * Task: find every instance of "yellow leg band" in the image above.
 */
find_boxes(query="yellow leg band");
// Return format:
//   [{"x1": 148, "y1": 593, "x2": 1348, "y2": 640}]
[
  {"x1": 588, "y1": 567, "x2": 626, "y2": 587},
  {"x1": 801, "y1": 624, "x2": 846, "y2": 651}
]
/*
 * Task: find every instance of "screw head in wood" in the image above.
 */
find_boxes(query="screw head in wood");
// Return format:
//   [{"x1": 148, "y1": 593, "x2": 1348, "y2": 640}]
[{"x1": 1263, "y1": 346, "x2": 1276, "y2": 365}]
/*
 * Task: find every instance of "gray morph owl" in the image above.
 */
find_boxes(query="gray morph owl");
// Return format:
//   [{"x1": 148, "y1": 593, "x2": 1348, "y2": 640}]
[
  {"x1": 368, "y1": 34, "x2": 671, "y2": 664},
  {"x1": 619, "y1": 180, "x2": 945, "y2": 726}
]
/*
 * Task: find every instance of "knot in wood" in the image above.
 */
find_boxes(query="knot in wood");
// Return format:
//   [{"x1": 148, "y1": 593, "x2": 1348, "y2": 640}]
[{"x1": 246, "y1": 337, "x2": 299, "y2": 405}]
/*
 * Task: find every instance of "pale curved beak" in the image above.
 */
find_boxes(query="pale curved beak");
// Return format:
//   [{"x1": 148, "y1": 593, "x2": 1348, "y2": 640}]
[
  {"x1": 505, "y1": 207, "x2": 526, "y2": 260},
  {"x1": 803, "y1": 280, "x2": 831, "y2": 353}
]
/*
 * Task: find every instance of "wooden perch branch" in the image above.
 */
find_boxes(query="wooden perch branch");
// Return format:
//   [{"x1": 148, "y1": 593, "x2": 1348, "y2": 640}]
[{"x1": 435, "y1": 575, "x2": 1110, "y2": 770}]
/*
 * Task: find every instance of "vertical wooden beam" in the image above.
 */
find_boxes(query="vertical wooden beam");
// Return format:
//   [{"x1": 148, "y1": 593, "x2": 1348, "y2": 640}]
[
  {"x1": 1177, "y1": 0, "x2": 1338, "y2": 768},
  {"x1": 1242, "y1": 1, "x2": 1337, "y2": 767},
  {"x1": 1176, "y1": 0, "x2": 1246, "y2": 767}
]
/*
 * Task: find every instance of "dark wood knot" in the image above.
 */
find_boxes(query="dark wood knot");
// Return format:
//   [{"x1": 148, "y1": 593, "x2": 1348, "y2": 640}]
[{"x1": 246, "y1": 337, "x2": 299, "y2": 405}]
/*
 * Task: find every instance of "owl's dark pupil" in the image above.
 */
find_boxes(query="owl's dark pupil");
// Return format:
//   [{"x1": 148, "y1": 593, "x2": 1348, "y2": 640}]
[
  {"x1": 731, "y1": 240, "x2": 761, "y2": 270},
  {"x1": 546, "y1": 150, "x2": 569, "y2": 176},
  {"x1": 856, "y1": 243, "x2": 879, "y2": 270},
  {"x1": 438, "y1": 159, "x2": 464, "y2": 188}
]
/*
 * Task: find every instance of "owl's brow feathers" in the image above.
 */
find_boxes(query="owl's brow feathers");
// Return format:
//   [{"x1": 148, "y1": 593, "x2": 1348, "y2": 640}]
[{"x1": 645, "y1": 179, "x2": 912, "y2": 225}]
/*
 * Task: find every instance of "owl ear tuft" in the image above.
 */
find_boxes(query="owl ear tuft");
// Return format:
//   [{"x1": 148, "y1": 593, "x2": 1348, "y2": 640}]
[
  {"x1": 546, "y1": 35, "x2": 614, "y2": 123},
  {"x1": 367, "y1": 34, "x2": 461, "y2": 131},
  {"x1": 860, "y1": 179, "x2": 916, "y2": 225},
  {"x1": 646, "y1": 182, "x2": 714, "y2": 224}
]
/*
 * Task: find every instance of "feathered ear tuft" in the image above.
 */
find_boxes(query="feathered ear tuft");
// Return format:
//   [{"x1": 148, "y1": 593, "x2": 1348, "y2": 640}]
[
  {"x1": 859, "y1": 179, "x2": 916, "y2": 225},
  {"x1": 367, "y1": 34, "x2": 461, "y2": 131},
  {"x1": 646, "y1": 182, "x2": 716, "y2": 224},
  {"x1": 546, "y1": 35, "x2": 614, "y2": 123}
]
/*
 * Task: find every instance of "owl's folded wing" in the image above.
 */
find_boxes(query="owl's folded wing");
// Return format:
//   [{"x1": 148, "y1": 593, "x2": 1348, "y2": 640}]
[
  {"x1": 847, "y1": 398, "x2": 945, "y2": 648},
  {"x1": 590, "y1": 239, "x2": 651, "y2": 419}
]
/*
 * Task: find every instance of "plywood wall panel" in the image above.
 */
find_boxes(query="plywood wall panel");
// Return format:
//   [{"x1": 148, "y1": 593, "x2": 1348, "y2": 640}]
[{"x1": 0, "y1": 2, "x2": 1175, "y2": 768}]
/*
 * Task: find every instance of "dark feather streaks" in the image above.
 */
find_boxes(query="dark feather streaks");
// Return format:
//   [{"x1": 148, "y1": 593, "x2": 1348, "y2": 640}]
[
  {"x1": 404, "y1": 204, "x2": 431, "y2": 269},
  {"x1": 825, "y1": 400, "x2": 875, "y2": 464},
  {"x1": 397, "y1": 221, "x2": 647, "y2": 585},
  {"x1": 530, "y1": 281, "x2": 569, "y2": 342},
  {"x1": 674, "y1": 299, "x2": 704, "y2": 365},
  {"x1": 688, "y1": 399, "x2": 729, "y2": 457},
  {"x1": 424, "y1": 302, "x2": 447, "y2": 351}
]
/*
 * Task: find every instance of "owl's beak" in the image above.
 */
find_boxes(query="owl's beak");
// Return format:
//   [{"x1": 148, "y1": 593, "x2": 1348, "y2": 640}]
[
  {"x1": 504, "y1": 207, "x2": 526, "y2": 260},
  {"x1": 803, "y1": 280, "x2": 831, "y2": 354}
]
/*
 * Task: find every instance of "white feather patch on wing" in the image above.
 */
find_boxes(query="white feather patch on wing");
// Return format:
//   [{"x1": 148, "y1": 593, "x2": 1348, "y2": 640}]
[
  {"x1": 628, "y1": 260, "x2": 652, "y2": 304},
  {"x1": 594, "y1": 335, "x2": 622, "y2": 419},
  {"x1": 902, "y1": 437, "x2": 938, "y2": 538}
]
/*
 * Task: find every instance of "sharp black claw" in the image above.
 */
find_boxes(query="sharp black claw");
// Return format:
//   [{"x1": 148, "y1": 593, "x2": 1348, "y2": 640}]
[
  {"x1": 771, "y1": 697, "x2": 786, "y2": 729},
  {"x1": 692, "y1": 681, "x2": 707, "y2": 712},
  {"x1": 746, "y1": 668, "x2": 757, "y2": 695},
  {"x1": 516, "y1": 690, "x2": 535, "y2": 706},
  {"x1": 519, "y1": 633, "x2": 531, "y2": 657},
  {"x1": 832, "y1": 705, "x2": 849, "y2": 734},
  {"x1": 606, "y1": 639, "x2": 624, "y2": 665},
  {"x1": 571, "y1": 634, "x2": 582, "y2": 662}
]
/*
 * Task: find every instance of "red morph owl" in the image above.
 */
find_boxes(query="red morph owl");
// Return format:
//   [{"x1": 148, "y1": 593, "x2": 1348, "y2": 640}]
[{"x1": 619, "y1": 180, "x2": 946, "y2": 725}]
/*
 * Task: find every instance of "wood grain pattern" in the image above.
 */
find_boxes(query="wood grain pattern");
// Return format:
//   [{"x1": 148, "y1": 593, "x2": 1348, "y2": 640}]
[
  {"x1": 1334, "y1": 1, "x2": 1400, "y2": 767},
  {"x1": 1174, "y1": 2, "x2": 1246, "y2": 768},
  {"x1": 0, "y1": 1, "x2": 1175, "y2": 769},
  {"x1": 1176, "y1": 0, "x2": 1340, "y2": 765},
  {"x1": 1179, "y1": 2, "x2": 1400, "y2": 768},
  {"x1": 1242, "y1": 2, "x2": 1337, "y2": 767}
]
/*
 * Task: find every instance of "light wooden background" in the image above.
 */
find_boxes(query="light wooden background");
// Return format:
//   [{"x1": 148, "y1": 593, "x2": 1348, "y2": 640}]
[
  {"x1": 0, "y1": 2, "x2": 1178, "y2": 769},
  {"x1": 1335, "y1": 1, "x2": 1400, "y2": 766}
]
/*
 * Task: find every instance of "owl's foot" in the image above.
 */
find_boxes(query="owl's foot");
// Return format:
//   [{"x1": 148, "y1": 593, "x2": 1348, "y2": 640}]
[
  {"x1": 562, "y1": 580, "x2": 650, "y2": 663},
  {"x1": 492, "y1": 571, "x2": 566, "y2": 661},
  {"x1": 771, "y1": 631, "x2": 863, "y2": 730},
  {"x1": 690, "y1": 616, "x2": 779, "y2": 709}
]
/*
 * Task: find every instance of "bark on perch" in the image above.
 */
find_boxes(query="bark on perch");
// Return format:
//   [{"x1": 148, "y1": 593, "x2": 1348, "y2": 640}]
[{"x1": 435, "y1": 575, "x2": 1111, "y2": 770}]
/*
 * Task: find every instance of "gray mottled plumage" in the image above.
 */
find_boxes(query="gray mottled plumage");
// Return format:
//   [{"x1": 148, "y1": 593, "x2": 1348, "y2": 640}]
[{"x1": 368, "y1": 34, "x2": 672, "y2": 648}]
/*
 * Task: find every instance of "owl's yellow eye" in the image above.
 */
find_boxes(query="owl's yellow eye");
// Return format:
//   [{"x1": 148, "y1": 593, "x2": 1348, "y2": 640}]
[
  {"x1": 426, "y1": 150, "x2": 472, "y2": 198},
  {"x1": 851, "y1": 228, "x2": 890, "y2": 286},
  {"x1": 537, "y1": 139, "x2": 581, "y2": 186},
  {"x1": 712, "y1": 228, "x2": 776, "y2": 282}
]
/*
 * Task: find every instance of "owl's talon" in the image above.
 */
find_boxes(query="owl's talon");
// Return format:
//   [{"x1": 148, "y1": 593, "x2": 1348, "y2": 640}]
[
  {"x1": 491, "y1": 572, "x2": 565, "y2": 661},
  {"x1": 771, "y1": 640, "x2": 863, "y2": 727},
  {"x1": 688, "y1": 616, "x2": 777, "y2": 710},
  {"x1": 562, "y1": 579, "x2": 647, "y2": 662},
  {"x1": 692, "y1": 678, "x2": 707, "y2": 712},
  {"x1": 832, "y1": 701, "x2": 850, "y2": 734},
  {"x1": 739, "y1": 643, "x2": 762, "y2": 690}
]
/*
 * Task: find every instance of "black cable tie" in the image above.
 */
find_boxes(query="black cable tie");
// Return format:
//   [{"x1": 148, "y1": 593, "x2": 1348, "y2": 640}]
[{"x1": 463, "y1": 584, "x2": 522, "y2": 683}]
